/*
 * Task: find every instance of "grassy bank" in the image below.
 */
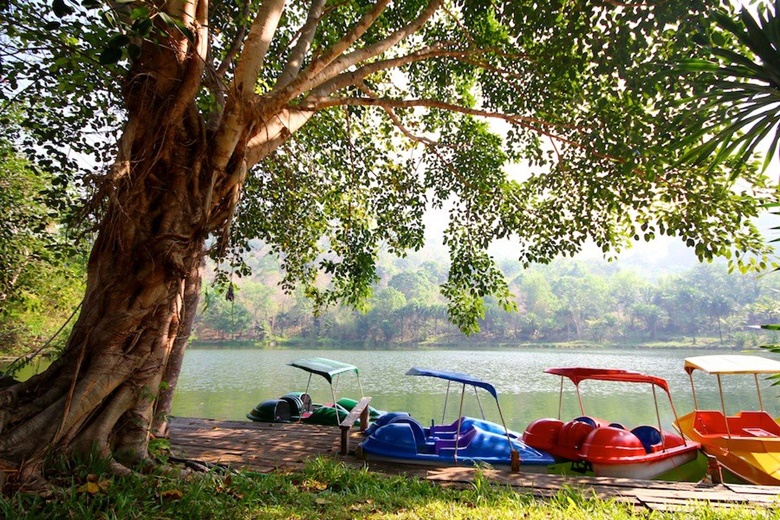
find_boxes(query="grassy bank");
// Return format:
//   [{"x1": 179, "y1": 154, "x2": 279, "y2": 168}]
[{"x1": 1, "y1": 458, "x2": 771, "y2": 519}]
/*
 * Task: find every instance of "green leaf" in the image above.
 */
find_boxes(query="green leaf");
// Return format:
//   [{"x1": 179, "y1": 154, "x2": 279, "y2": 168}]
[
  {"x1": 108, "y1": 34, "x2": 130, "y2": 49},
  {"x1": 52, "y1": 0, "x2": 73, "y2": 18},
  {"x1": 98, "y1": 46, "x2": 122, "y2": 65}
]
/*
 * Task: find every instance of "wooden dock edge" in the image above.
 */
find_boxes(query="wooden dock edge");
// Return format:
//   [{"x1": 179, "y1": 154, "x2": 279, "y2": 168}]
[{"x1": 168, "y1": 417, "x2": 780, "y2": 512}]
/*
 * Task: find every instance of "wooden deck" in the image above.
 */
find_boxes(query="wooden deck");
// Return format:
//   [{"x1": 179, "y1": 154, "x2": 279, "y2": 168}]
[{"x1": 168, "y1": 417, "x2": 780, "y2": 512}]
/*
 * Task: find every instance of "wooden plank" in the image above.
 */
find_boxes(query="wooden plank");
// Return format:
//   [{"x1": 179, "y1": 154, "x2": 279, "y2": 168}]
[{"x1": 339, "y1": 397, "x2": 372, "y2": 455}]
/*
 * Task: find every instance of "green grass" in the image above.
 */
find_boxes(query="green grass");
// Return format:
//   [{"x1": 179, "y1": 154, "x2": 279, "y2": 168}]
[{"x1": 0, "y1": 458, "x2": 774, "y2": 519}]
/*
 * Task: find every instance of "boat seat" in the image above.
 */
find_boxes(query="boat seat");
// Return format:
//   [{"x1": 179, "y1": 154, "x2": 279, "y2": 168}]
[
  {"x1": 559, "y1": 419, "x2": 595, "y2": 450},
  {"x1": 403, "y1": 418, "x2": 430, "y2": 452},
  {"x1": 631, "y1": 425, "x2": 662, "y2": 453},
  {"x1": 280, "y1": 395, "x2": 305, "y2": 416},
  {"x1": 608, "y1": 423, "x2": 625, "y2": 430},
  {"x1": 736, "y1": 411, "x2": 780, "y2": 436},
  {"x1": 694, "y1": 411, "x2": 728, "y2": 435},
  {"x1": 573, "y1": 416, "x2": 597, "y2": 428}
]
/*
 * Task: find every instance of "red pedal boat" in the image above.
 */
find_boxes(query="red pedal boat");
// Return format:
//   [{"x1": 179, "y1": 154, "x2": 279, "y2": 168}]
[{"x1": 523, "y1": 367, "x2": 703, "y2": 480}]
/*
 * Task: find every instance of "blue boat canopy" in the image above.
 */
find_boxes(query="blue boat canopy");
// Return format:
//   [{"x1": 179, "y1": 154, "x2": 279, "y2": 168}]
[
  {"x1": 288, "y1": 357, "x2": 359, "y2": 384},
  {"x1": 406, "y1": 367, "x2": 498, "y2": 399}
]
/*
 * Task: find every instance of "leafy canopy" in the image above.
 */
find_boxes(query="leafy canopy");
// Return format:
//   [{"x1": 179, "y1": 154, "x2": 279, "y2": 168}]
[{"x1": 1, "y1": 0, "x2": 776, "y2": 334}]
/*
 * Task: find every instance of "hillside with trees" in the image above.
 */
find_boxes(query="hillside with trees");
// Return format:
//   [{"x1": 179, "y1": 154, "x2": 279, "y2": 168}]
[{"x1": 195, "y1": 252, "x2": 780, "y2": 348}]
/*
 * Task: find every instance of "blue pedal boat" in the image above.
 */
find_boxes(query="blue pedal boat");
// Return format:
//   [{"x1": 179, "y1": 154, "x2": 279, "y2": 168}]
[{"x1": 358, "y1": 368, "x2": 554, "y2": 471}]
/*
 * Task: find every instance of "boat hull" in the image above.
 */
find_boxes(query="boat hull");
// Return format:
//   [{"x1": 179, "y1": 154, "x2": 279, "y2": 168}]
[{"x1": 524, "y1": 417, "x2": 704, "y2": 481}]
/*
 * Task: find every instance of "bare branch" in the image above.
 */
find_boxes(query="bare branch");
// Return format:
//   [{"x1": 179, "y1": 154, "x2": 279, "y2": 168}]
[
  {"x1": 276, "y1": 0, "x2": 327, "y2": 90},
  {"x1": 315, "y1": 95, "x2": 579, "y2": 134},
  {"x1": 311, "y1": 44, "x2": 495, "y2": 98},
  {"x1": 244, "y1": 108, "x2": 316, "y2": 166},
  {"x1": 168, "y1": 0, "x2": 210, "y2": 123},
  {"x1": 356, "y1": 83, "x2": 437, "y2": 147},
  {"x1": 209, "y1": 0, "x2": 287, "y2": 189}
]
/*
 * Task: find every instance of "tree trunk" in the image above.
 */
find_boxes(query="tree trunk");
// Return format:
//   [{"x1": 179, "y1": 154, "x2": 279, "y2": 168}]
[
  {"x1": 151, "y1": 259, "x2": 204, "y2": 439},
  {"x1": 0, "y1": 25, "x2": 219, "y2": 480}
]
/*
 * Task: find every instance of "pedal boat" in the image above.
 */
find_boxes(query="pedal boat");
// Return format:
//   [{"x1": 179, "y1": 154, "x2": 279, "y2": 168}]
[
  {"x1": 246, "y1": 357, "x2": 382, "y2": 426},
  {"x1": 523, "y1": 367, "x2": 702, "y2": 480},
  {"x1": 358, "y1": 367, "x2": 554, "y2": 471},
  {"x1": 675, "y1": 355, "x2": 780, "y2": 485}
]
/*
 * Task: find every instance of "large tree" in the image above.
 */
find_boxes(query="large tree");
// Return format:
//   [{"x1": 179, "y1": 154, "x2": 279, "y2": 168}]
[{"x1": 0, "y1": 0, "x2": 775, "y2": 485}]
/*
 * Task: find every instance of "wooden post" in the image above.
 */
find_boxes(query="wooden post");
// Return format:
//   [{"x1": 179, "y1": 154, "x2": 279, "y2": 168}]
[
  {"x1": 706, "y1": 453, "x2": 723, "y2": 484},
  {"x1": 510, "y1": 449, "x2": 520, "y2": 473}
]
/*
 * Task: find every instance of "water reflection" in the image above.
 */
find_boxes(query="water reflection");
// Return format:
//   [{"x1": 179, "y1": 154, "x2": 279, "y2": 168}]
[{"x1": 172, "y1": 347, "x2": 780, "y2": 433}]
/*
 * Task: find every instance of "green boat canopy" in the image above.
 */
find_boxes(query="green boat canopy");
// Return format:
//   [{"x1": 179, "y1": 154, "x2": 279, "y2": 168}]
[{"x1": 288, "y1": 357, "x2": 359, "y2": 384}]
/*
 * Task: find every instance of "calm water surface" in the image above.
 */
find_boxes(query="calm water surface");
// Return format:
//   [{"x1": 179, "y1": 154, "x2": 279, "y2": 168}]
[{"x1": 172, "y1": 348, "x2": 780, "y2": 432}]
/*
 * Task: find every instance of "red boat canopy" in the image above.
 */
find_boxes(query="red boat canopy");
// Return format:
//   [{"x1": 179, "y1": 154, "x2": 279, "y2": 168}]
[{"x1": 544, "y1": 367, "x2": 671, "y2": 394}]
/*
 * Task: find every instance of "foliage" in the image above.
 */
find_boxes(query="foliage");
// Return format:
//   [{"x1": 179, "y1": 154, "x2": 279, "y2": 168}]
[
  {"x1": 2, "y1": 0, "x2": 777, "y2": 336},
  {"x1": 0, "y1": 135, "x2": 86, "y2": 356},
  {"x1": 0, "y1": 457, "x2": 772, "y2": 519},
  {"x1": 675, "y1": 1, "x2": 780, "y2": 174}
]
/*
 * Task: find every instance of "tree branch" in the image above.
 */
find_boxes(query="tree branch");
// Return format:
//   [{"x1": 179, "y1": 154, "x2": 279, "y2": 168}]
[
  {"x1": 272, "y1": 0, "x2": 392, "y2": 99},
  {"x1": 282, "y1": 0, "x2": 443, "y2": 100},
  {"x1": 168, "y1": 0, "x2": 210, "y2": 123},
  {"x1": 310, "y1": 44, "x2": 493, "y2": 98},
  {"x1": 216, "y1": 0, "x2": 252, "y2": 79},
  {"x1": 275, "y1": 0, "x2": 327, "y2": 90},
  {"x1": 313, "y1": 94, "x2": 624, "y2": 164},
  {"x1": 314, "y1": 95, "x2": 579, "y2": 136},
  {"x1": 233, "y1": 0, "x2": 287, "y2": 101},
  {"x1": 244, "y1": 108, "x2": 316, "y2": 167}
]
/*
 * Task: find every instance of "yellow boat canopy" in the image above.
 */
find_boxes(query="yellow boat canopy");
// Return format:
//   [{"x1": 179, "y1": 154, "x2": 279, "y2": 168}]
[{"x1": 684, "y1": 355, "x2": 780, "y2": 375}]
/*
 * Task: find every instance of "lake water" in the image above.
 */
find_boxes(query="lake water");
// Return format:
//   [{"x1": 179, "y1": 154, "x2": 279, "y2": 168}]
[{"x1": 172, "y1": 347, "x2": 780, "y2": 433}]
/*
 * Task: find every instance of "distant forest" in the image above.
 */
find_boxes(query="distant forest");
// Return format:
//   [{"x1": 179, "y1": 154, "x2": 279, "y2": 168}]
[{"x1": 194, "y1": 251, "x2": 780, "y2": 348}]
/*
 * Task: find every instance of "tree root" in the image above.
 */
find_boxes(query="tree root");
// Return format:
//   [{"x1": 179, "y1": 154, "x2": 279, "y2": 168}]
[{"x1": 168, "y1": 456, "x2": 235, "y2": 475}]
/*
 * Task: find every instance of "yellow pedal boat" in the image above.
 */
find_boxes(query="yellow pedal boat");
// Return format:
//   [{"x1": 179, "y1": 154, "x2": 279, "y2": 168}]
[{"x1": 675, "y1": 355, "x2": 780, "y2": 485}]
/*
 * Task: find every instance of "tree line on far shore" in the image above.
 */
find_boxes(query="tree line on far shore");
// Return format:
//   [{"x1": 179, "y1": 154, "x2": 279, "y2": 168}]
[{"x1": 194, "y1": 250, "x2": 780, "y2": 348}]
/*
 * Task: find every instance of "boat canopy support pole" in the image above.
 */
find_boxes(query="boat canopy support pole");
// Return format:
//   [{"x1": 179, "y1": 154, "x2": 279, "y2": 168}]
[
  {"x1": 474, "y1": 386, "x2": 485, "y2": 420},
  {"x1": 330, "y1": 383, "x2": 339, "y2": 425},
  {"x1": 575, "y1": 383, "x2": 585, "y2": 417},
  {"x1": 454, "y1": 383, "x2": 466, "y2": 464},
  {"x1": 652, "y1": 385, "x2": 665, "y2": 450},
  {"x1": 755, "y1": 373, "x2": 764, "y2": 411},
  {"x1": 305, "y1": 373, "x2": 312, "y2": 397},
  {"x1": 557, "y1": 377, "x2": 564, "y2": 420},
  {"x1": 443, "y1": 381, "x2": 451, "y2": 424},
  {"x1": 495, "y1": 398, "x2": 520, "y2": 472},
  {"x1": 717, "y1": 374, "x2": 731, "y2": 438},
  {"x1": 357, "y1": 374, "x2": 364, "y2": 398},
  {"x1": 667, "y1": 385, "x2": 687, "y2": 445},
  {"x1": 688, "y1": 372, "x2": 698, "y2": 411}
]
